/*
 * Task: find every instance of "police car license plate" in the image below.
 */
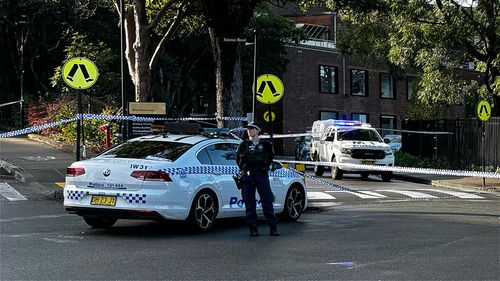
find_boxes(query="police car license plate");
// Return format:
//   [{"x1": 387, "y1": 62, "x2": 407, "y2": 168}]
[
  {"x1": 362, "y1": 160, "x2": 375, "y2": 165},
  {"x1": 90, "y1": 195, "x2": 116, "y2": 206}
]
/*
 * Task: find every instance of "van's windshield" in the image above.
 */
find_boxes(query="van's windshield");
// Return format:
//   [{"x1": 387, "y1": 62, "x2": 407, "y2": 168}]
[{"x1": 337, "y1": 129, "x2": 382, "y2": 142}]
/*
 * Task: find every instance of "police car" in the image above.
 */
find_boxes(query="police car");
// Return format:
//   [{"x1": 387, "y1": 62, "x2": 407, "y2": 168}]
[
  {"x1": 310, "y1": 120, "x2": 395, "y2": 181},
  {"x1": 64, "y1": 134, "x2": 307, "y2": 231}
]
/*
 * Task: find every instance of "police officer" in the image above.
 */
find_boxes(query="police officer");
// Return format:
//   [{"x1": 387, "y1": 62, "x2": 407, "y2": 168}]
[{"x1": 236, "y1": 121, "x2": 280, "y2": 237}]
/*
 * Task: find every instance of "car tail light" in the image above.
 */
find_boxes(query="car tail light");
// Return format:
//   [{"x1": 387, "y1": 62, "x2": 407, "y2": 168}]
[
  {"x1": 66, "y1": 167, "x2": 86, "y2": 177},
  {"x1": 130, "y1": 170, "x2": 172, "y2": 182}
]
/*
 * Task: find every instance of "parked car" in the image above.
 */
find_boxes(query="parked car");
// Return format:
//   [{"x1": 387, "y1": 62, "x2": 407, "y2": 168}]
[
  {"x1": 294, "y1": 131, "x2": 312, "y2": 161},
  {"x1": 383, "y1": 134, "x2": 402, "y2": 152},
  {"x1": 64, "y1": 134, "x2": 307, "y2": 232}
]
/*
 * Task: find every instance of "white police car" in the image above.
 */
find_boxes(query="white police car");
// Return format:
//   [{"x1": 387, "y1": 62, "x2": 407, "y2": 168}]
[{"x1": 64, "y1": 134, "x2": 307, "y2": 231}]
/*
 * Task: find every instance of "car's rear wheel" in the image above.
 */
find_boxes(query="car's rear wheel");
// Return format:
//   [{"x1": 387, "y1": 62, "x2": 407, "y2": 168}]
[
  {"x1": 381, "y1": 172, "x2": 393, "y2": 182},
  {"x1": 280, "y1": 184, "x2": 305, "y2": 221},
  {"x1": 331, "y1": 155, "x2": 343, "y2": 180},
  {"x1": 313, "y1": 154, "x2": 324, "y2": 176},
  {"x1": 83, "y1": 216, "x2": 117, "y2": 229},
  {"x1": 189, "y1": 190, "x2": 218, "y2": 232}
]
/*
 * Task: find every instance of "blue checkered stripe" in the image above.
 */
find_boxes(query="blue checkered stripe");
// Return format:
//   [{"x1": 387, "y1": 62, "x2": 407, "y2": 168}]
[
  {"x1": 67, "y1": 190, "x2": 88, "y2": 200},
  {"x1": 162, "y1": 166, "x2": 297, "y2": 178},
  {"x1": 121, "y1": 193, "x2": 147, "y2": 204}
]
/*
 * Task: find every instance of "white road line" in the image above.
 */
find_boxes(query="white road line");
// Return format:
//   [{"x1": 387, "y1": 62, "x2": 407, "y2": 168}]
[
  {"x1": 325, "y1": 190, "x2": 381, "y2": 199},
  {"x1": 308, "y1": 191, "x2": 336, "y2": 200},
  {"x1": 358, "y1": 191, "x2": 388, "y2": 198},
  {"x1": 0, "y1": 182, "x2": 28, "y2": 201},
  {"x1": 377, "y1": 190, "x2": 437, "y2": 199},
  {"x1": 418, "y1": 189, "x2": 485, "y2": 199}
]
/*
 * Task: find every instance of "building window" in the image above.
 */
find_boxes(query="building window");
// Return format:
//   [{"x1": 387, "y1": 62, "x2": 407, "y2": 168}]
[
  {"x1": 407, "y1": 76, "x2": 416, "y2": 100},
  {"x1": 380, "y1": 73, "x2": 395, "y2": 99},
  {"x1": 351, "y1": 113, "x2": 368, "y2": 123},
  {"x1": 351, "y1": 69, "x2": 368, "y2": 96},
  {"x1": 380, "y1": 115, "x2": 396, "y2": 137},
  {"x1": 320, "y1": 111, "x2": 339, "y2": 120},
  {"x1": 319, "y1": 65, "x2": 338, "y2": 94}
]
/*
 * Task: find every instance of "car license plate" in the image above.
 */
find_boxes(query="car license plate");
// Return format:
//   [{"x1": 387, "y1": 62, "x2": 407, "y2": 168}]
[
  {"x1": 90, "y1": 195, "x2": 116, "y2": 206},
  {"x1": 362, "y1": 160, "x2": 375, "y2": 165}
]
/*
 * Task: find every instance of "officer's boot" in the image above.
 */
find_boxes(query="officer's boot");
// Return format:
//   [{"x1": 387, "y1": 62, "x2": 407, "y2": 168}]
[
  {"x1": 269, "y1": 224, "x2": 280, "y2": 236},
  {"x1": 249, "y1": 224, "x2": 259, "y2": 237}
]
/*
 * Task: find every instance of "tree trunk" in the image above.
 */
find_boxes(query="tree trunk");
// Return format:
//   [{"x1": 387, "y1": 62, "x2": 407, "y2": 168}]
[{"x1": 209, "y1": 27, "x2": 244, "y2": 128}]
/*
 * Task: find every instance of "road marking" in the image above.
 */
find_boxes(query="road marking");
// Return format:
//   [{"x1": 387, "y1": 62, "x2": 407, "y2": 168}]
[
  {"x1": 0, "y1": 182, "x2": 28, "y2": 201},
  {"x1": 307, "y1": 191, "x2": 336, "y2": 200},
  {"x1": 377, "y1": 190, "x2": 437, "y2": 198},
  {"x1": 325, "y1": 190, "x2": 381, "y2": 199},
  {"x1": 418, "y1": 189, "x2": 484, "y2": 199}
]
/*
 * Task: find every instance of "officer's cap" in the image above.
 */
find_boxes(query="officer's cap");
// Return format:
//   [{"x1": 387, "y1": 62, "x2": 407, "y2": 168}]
[{"x1": 245, "y1": 121, "x2": 262, "y2": 131}]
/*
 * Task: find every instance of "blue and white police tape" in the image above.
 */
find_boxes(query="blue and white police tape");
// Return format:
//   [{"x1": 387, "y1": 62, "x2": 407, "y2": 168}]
[
  {"x1": 288, "y1": 167, "x2": 358, "y2": 193},
  {"x1": 282, "y1": 160, "x2": 500, "y2": 179},
  {"x1": 0, "y1": 117, "x2": 80, "y2": 139},
  {"x1": 160, "y1": 165, "x2": 298, "y2": 178}
]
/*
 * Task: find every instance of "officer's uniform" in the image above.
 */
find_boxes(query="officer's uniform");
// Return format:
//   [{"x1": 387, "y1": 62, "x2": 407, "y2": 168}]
[{"x1": 236, "y1": 130, "x2": 279, "y2": 236}]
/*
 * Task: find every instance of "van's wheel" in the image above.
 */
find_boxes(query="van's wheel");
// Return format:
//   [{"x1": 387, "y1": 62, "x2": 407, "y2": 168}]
[
  {"x1": 360, "y1": 172, "x2": 369, "y2": 180},
  {"x1": 381, "y1": 172, "x2": 393, "y2": 182},
  {"x1": 83, "y1": 217, "x2": 117, "y2": 229},
  {"x1": 280, "y1": 184, "x2": 305, "y2": 221},
  {"x1": 313, "y1": 154, "x2": 324, "y2": 176},
  {"x1": 188, "y1": 190, "x2": 218, "y2": 232},
  {"x1": 331, "y1": 155, "x2": 343, "y2": 180}
]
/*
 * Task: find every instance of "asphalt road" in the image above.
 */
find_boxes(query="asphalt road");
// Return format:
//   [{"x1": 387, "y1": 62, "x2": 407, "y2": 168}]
[{"x1": 1, "y1": 197, "x2": 499, "y2": 280}]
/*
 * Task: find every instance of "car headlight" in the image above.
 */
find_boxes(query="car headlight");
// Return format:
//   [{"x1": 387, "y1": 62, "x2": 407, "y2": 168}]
[
  {"x1": 340, "y1": 148, "x2": 352, "y2": 155},
  {"x1": 384, "y1": 148, "x2": 393, "y2": 155}
]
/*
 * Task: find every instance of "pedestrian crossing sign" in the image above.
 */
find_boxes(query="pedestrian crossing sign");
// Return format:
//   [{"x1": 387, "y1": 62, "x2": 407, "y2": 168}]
[
  {"x1": 476, "y1": 100, "x2": 491, "y2": 122},
  {"x1": 62, "y1": 57, "x2": 99, "y2": 90},
  {"x1": 256, "y1": 74, "x2": 284, "y2": 104}
]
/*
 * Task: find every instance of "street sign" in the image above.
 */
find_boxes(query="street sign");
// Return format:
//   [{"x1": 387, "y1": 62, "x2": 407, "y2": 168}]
[
  {"x1": 476, "y1": 100, "x2": 491, "y2": 122},
  {"x1": 62, "y1": 57, "x2": 99, "y2": 90},
  {"x1": 256, "y1": 74, "x2": 284, "y2": 104},
  {"x1": 263, "y1": 111, "x2": 276, "y2": 122}
]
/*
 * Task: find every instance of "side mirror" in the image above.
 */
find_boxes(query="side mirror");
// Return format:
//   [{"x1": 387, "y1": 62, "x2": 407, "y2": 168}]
[
  {"x1": 270, "y1": 161, "x2": 282, "y2": 171},
  {"x1": 384, "y1": 138, "x2": 391, "y2": 144}
]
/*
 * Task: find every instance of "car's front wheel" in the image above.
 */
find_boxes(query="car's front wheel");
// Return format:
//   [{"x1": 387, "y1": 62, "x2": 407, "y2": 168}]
[
  {"x1": 381, "y1": 172, "x2": 393, "y2": 182},
  {"x1": 313, "y1": 154, "x2": 324, "y2": 176},
  {"x1": 331, "y1": 155, "x2": 343, "y2": 180},
  {"x1": 189, "y1": 190, "x2": 219, "y2": 232},
  {"x1": 83, "y1": 216, "x2": 117, "y2": 229},
  {"x1": 280, "y1": 184, "x2": 305, "y2": 221}
]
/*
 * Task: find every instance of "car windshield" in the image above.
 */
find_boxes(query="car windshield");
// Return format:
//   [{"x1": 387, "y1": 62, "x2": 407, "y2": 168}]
[
  {"x1": 338, "y1": 129, "x2": 382, "y2": 142},
  {"x1": 98, "y1": 141, "x2": 192, "y2": 161}
]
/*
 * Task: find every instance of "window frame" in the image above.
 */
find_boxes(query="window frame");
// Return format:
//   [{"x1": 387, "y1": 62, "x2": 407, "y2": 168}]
[
  {"x1": 319, "y1": 65, "x2": 339, "y2": 94},
  {"x1": 380, "y1": 73, "x2": 396, "y2": 99},
  {"x1": 350, "y1": 69, "x2": 369, "y2": 97},
  {"x1": 319, "y1": 111, "x2": 339, "y2": 120},
  {"x1": 380, "y1": 115, "x2": 397, "y2": 137},
  {"x1": 351, "y1": 112, "x2": 369, "y2": 123}
]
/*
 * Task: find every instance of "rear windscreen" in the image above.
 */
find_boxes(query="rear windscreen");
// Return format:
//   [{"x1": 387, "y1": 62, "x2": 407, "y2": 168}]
[{"x1": 98, "y1": 141, "x2": 192, "y2": 161}]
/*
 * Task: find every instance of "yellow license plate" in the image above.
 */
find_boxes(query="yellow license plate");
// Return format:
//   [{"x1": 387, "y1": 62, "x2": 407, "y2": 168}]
[
  {"x1": 362, "y1": 160, "x2": 375, "y2": 165},
  {"x1": 90, "y1": 195, "x2": 116, "y2": 206}
]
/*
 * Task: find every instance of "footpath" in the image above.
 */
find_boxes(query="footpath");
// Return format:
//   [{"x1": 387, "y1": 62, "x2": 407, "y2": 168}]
[{"x1": 0, "y1": 136, "x2": 499, "y2": 201}]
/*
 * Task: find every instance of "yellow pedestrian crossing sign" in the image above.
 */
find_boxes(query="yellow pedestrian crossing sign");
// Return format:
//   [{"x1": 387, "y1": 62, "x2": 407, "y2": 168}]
[
  {"x1": 263, "y1": 111, "x2": 275, "y2": 122},
  {"x1": 62, "y1": 57, "x2": 99, "y2": 90},
  {"x1": 256, "y1": 74, "x2": 284, "y2": 104},
  {"x1": 476, "y1": 100, "x2": 491, "y2": 122}
]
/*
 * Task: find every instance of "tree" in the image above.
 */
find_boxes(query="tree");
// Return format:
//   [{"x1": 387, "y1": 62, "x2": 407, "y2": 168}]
[
  {"x1": 302, "y1": 0, "x2": 500, "y2": 116},
  {"x1": 109, "y1": 0, "x2": 195, "y2": 102}
]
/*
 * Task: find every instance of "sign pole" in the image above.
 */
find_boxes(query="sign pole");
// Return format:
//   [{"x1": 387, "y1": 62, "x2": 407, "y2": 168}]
[
  {"x1": 482, "y1": 121, "x2": 485, "y2": 187},
  {"x1": 252, "y1": 29, "x2": 257, "y2": 121},
  {"x1": 268, "y1": 103, "x2": 273, "y2": 143},
  {"x1": 476, "y1": 100, "x2": 491, "y2": 187},
  {"x1": 76, "y1": 92, "x2": 82, "y2": 161}
]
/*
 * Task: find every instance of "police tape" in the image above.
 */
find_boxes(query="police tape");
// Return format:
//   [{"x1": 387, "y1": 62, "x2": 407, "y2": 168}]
[
  {"x1": 288, "y1": 167, "x2": 359, "y2": 193},
  {"x1": 262, "y1": 129, "x2": 452, "y2": 139},
  {"x1": 160, "y1": 165, "x2": 298, "y2": 178},
  {"x1": 0, "y1": 114, "x2": 249, "y2": 138},
  {"x1": 281, "y1": 159, "x2": 500, "y2": 179}
]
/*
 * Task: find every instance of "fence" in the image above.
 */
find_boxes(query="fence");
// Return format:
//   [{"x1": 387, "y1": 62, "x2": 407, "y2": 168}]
[{"x1": 401, "y1": 118, "x2": 500, "y2": 169}]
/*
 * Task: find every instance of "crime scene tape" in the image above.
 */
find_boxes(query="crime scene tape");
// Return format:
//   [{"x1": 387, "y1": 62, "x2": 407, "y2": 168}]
[
  {"x1": 0, "y1": 114, "x2": 249, "y2": 138},
  {"x1": 288, "y1": 167, "x2": 359, "y2": 193},
  {"x1": 282, "y1": 160, "x2": 500, "y2": 179},
  {"x1": 0, "y1": 100, "x2": 22, "y2": 108},
  {"x1": 160, "y1": 165, "x2": 297, "y2": 178},
  {"x1": 263, "y1": 129, "x2": 453, "y2": 139}
]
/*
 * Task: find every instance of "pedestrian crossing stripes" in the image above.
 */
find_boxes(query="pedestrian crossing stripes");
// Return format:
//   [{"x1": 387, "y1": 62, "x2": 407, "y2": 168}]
[
  {"x1": 0, "y1": 182, "x2": 28, "y2": 201},
  {"x1": 307, "y1": 189, "x2": 485, "y2": 200}
]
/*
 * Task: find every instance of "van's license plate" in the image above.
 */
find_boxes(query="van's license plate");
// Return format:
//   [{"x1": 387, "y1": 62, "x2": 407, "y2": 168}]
[
  {"x1": 362, "y1": 160, "x2": 375, "y2": 165},
  {"x1": 90, "y1": 195, "x2": 116, "y2": 206}
]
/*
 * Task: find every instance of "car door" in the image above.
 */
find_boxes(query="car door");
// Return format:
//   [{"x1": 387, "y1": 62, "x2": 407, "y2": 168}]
[{"x1": 198, "y1": 142, "x2": 245, "y2": 216}]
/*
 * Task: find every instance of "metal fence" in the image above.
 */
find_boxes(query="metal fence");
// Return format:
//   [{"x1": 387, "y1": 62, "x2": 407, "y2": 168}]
[{"x1": 401, "y1": 118, "x2": 500, "y2": 169}]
